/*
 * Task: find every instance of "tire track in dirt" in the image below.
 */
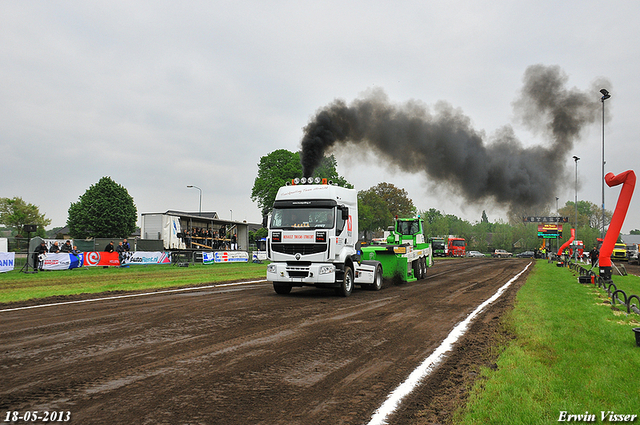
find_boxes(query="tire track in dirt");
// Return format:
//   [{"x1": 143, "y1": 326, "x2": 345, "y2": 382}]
[{"x1": 0, "y1": 259, "x2": 531, "y2": 424}]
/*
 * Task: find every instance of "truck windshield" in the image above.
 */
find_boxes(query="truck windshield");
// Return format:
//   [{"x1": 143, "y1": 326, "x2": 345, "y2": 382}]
[
  {"x1": 432, "y1": 240, "x2": 445, "y2": 249},
  {"x1": 270, "y1": 207, "x2": 335, "y2": 229},
  {"x1": 452, "y1": 240, "x2": 465, "y2": 247},
  {"x1": 397, "y1": 220, "x2": 420, "y2": 235}
]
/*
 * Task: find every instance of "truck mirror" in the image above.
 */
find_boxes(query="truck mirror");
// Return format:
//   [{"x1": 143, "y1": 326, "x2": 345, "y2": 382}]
[
  {"x1": 262, "y1": 215, "x2": 268, "y2": 228},
  {"x1": 342, "y1": 207, "x2": 349, "y2": 220}
]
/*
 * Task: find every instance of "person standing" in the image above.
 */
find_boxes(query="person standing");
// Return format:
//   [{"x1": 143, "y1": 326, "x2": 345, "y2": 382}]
[
  {"x1": 116, "y1": 242, "x2": 126, "y2": 265},
  {"x1": 34, "y1": 241, "x2": 48, "y2": 270},
  {"x1": 122, "y1": 238, "x2": 131, "y2": 251},
  {"x1": 104, "y1": 241, "x2": 115, "y2": 253}
]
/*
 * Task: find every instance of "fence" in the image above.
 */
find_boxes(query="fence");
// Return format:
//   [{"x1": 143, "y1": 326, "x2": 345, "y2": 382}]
[{"x1": 569, "y1": 261, "x2": 640, "y2": 315}]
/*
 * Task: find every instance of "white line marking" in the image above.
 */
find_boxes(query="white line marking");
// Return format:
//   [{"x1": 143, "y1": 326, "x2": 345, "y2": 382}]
[
  {"x1": 367, "y1": 262, "x2": 532, "y2": 425},
  {"x1": 0, "y1": 280, "x2": 267, "y2": 313}
]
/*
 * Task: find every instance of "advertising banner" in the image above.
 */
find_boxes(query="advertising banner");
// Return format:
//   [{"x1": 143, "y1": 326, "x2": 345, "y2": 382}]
[
  {"x1": 0, "y1": 252, "x2": 15, "y2": 273},
  {"x1": 83, "y1": 251, "x2": 120, "y2": 267},
  {"x1": 252, "y1": 251, "x2": 268, "y2": 262},
  {"x1": 204, "y1": 251, "x2": 249, "y2": 264},
  {"x1": 121, "y1": 251, "x2": 171, "y2": 265},
  {"x1": 41, "y1": 253, "x2": 83, "y2": 271}
]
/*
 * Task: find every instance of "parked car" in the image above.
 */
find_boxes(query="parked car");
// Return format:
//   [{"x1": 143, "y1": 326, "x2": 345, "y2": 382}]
[
  {"x1": 516, "y1": 250, "x2": 535, "y2": 258},
  {"x1": 492, "y1": 249, "x2": 512, "y2": 258},
  {"x1": 467, "y1": 250, "x2": 485, "y2": 258}
]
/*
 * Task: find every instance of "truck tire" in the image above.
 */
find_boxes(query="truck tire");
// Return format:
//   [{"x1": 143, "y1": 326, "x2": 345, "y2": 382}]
[
  {"x1": 421, "y1": 257, "x2": 427, "y2": 279},
  {"x1": 372, "y1": 264, "x2": 383, "y2": 290},
  {"x1": 336, "y1": 265, "x2": 354, "y2": 297},
  {"x1": 273, "y1": 283, "x2": 292, "y2": 295},
  {"x1": 413, "y1": 260, "x2": 423, "y2": 280}
]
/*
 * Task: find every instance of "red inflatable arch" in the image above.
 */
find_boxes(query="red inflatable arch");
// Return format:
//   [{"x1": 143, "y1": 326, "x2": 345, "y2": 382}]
[{"x1": 599, "y1": 170, "x2": 636, "y2": 280}]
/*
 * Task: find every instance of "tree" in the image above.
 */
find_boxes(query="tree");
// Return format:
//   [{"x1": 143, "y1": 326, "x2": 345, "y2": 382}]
[
  {"x1": 357, "y1": 183, "x2": 416, "y2": 240},
  {"x1": 631, "y1": 229, "x2": 640, "y2": 235},
  {"x1": 481, "y1": 210, "x2": 489, "y2": 224},
  {"x1": 358, "y1": 190, "x2": 392, "y2": 240},
  {"x1": 0, "y1": 197, "x2": 51, "y2": 236},
  {"x1": 311, "y1": 155, "x2": 353, "y2": 188},
  {"x1": 365, "y1": 182, "x2": 416, "y2": 218},
  {"x1": 67, "y1": 177, "x2": 137, "y2": 238},
  {"x1": 251, "y1": 150, "x2": 351, "y2": 217}
]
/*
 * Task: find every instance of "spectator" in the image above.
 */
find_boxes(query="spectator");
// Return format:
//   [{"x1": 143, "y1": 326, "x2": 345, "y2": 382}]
[
  {"x1": 34, "y1": 241, "x2": 48, "y2": 270},
  {"x1": 231, "y1": 233, "x2": 237, "y2": 250},
  {"x1": 589, "y1": 247, "x2": 598, "y2": 266},
  {"x1": 122, "y1": 238, "x2": 131, "y2": 251},
  {"x1": 49, "y1": 241, "x2": 61, "y2": 253},
  {"x1": 105, "y1": 241, "x2": 115, "y2": 253},
  {"x1": 71, "y1": 245, "x2": 80, "y2": 256},
  {"x1": 60, "y1": 240, "x2": 73, "y2": 253},
  {"x1": 116, "y1": 241, "x2": 126, "y2": 264}
]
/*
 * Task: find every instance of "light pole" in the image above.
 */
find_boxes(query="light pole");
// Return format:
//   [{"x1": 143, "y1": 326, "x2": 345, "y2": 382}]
[
  {"x1": 600, "y1": 88, "x2": 610, "y2": 239},
  {"x1": 187, "y1": 185, "x2": 202, "y2": 216},
  {"x1": 573, "y1": 156, "x2": 580, "y2": 261},
  {"x1": 230, "y1": 209, "x2": 233, "y2": 221}
]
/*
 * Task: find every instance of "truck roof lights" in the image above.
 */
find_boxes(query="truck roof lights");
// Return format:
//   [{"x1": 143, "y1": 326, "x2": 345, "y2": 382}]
[{"x1": 285, "y1": 177, "x2": 331, "y2": 186}]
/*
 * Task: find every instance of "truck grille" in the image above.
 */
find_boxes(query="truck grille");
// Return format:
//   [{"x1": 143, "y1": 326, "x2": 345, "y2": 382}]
[
  {"x1": 271, "y1": 243, "x2": 327, "y2": 255},
  {"x1": 287, "y1": 269, "x2": 309, "y2": 278}
]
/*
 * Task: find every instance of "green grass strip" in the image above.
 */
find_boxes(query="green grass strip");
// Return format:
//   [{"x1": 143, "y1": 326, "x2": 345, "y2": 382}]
[
  {"x1": 457, "y1": 261, "x2": 640, "y2": 424},
  {"x1": 0, "y1": 263, "x2": 267, "y2": 304}
]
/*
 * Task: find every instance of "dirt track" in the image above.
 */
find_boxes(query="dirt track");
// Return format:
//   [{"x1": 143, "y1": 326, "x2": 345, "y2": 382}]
[{"x1": 0, "y1": 258, "x2": 532, "y2": 425}]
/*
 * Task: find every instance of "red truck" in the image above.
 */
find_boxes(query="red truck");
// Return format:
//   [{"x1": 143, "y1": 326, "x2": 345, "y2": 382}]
[{"x1": 448, "y1": 237, "x2": 466, "y2": 257}]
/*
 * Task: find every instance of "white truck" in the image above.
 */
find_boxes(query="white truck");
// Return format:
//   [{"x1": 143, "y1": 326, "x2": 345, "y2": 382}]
[{"x1": 266, "y1": 179, "x2": 383, "y2": 296}]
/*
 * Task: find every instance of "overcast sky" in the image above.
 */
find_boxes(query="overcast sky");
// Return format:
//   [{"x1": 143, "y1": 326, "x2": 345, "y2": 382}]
[{"x1": 2, "y1": 1, "x2": 639, "y2": 234}]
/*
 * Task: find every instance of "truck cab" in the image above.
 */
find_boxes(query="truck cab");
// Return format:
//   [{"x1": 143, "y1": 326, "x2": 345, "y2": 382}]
[
  {"x1": 266, "y1": 180, "x2": 381, "y2": 296},
  {"x1": 448, "y1": 237, "x2": 466, "y2": 257},
  {"x1": 429, "y1": 237, "x2": 446, "y2": 257}
]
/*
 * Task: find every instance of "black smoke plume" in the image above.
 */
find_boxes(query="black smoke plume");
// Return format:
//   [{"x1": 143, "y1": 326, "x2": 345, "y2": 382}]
[{"x1": 300, "y1": 64, "x2": 609, "y2": 211}]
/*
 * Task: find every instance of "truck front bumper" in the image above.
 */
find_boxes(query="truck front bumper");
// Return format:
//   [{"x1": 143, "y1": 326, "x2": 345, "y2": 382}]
[{"x1": 267, "y1": 262, "x2": 337, "y2": 286}]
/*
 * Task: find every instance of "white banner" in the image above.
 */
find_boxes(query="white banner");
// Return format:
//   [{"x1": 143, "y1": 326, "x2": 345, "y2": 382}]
[
  {"x1": 252, "y1": 251, "x2": 268, "y2": 262},
  {"x1": 204, "y1": 251, "x2": 249, "y2": 264},
  {"x1": 0, "y1": 252, "x2": 15, "y2": 273},
  {"x1": 41, "y1": 253, "x2": 83, "y2": 270},
  {"x1": 121, "y1": 251, "x2": 172, "y2": 265}
]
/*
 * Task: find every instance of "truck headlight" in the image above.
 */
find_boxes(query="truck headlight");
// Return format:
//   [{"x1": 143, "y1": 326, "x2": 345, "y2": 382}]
[
  {"x1": 319, "y1": 265, "x2": 334, "y2": 275},
  {"x1": 267, "y1": 264, "x2": 277, "y2": 273}
]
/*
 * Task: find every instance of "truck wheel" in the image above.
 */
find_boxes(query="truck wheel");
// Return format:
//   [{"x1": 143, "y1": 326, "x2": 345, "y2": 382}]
[
  {"x1": 372, "y1": 264, "x2": 383, "y2": 290},
  {"x1": 273, "y1": 283, "x2": 292, "y2": 295},
  {"x1": 413, "y1": 260, "x2": 423, "y2": 280},
  {"x1": 421, "y1": 257, "x2": 427, "y2": 279},
  {"x1": 336, "y1": 266, "x2": 354, "y2": 297}
]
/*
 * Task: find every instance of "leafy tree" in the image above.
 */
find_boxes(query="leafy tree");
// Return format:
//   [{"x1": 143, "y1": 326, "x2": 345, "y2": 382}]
[
  {"x1": 67, "y1": 177, "x2": 137, "y2": 238},
  {"x1": 358, "y1": 190, "x2": 392, "y2": 240},
  {"x1": 481, "y1": 210, "x2": 489, "y2": 224},
  {"x1": 311, "y1": 155, "x2": 353, "y2": 189},
  {"x1": 631, "y1": 229, "x2": 640, "y2": 235},
  {"x1": 0, "y1": 197, "x2": 51, "y2": 237},
  {"x1": 366, "y1": 182, "x2": 416, "y2": 218},
  {"x1": 249, "y1": 227, "x2": 268, "y2": 244},
  {"x1": 559, "y1": 200, "x2": 611, "y2": 230},
  {"x1": 251, "y1": 149, "x2": 303, "y2": 218},
  {"x1": 357, "y1": 183, "x2": 416, "y2": 240},
  {"x1": 251, "y1": 150, "x2": 351, "y2": 217},
  {"x1": 422, "y1": 208, "x2": 443, "y2": 225}
]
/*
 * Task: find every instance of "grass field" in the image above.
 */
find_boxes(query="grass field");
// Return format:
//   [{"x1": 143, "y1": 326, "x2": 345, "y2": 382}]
[
  {"x1": 456, "y1": 261, "x2": 640, "y2": 424},
  {"x1": 0, "y1": 262, "x2": 268, "y2": 304}
]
